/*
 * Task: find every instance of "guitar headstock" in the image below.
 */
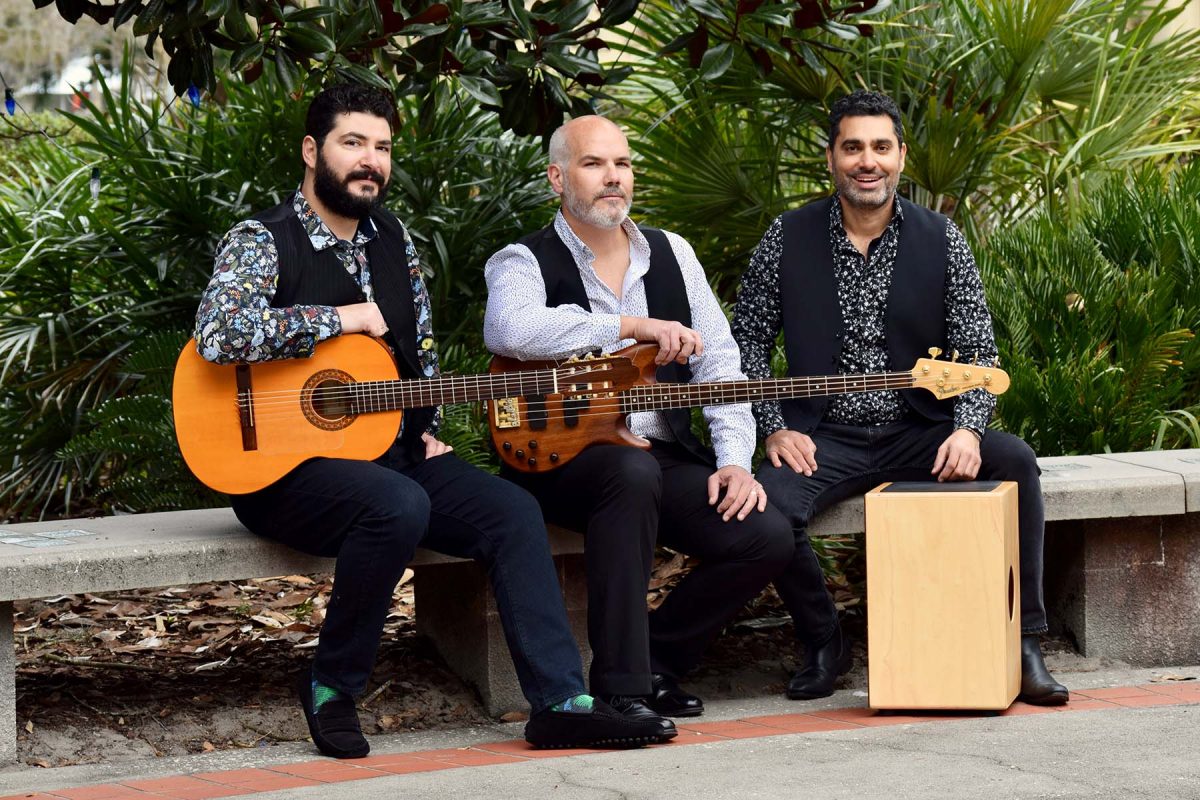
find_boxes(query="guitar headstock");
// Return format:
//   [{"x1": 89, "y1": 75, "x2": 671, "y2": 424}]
[
  {"x1": 910, "y1": 357, "x2": 1010, "y2": 398},
  {"x1": 553, "y1": 352, "x2": 640, "y2": 397}
]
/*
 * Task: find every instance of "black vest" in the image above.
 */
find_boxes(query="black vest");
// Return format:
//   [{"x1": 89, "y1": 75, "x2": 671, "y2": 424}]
[
  {"x1": 519, "y1": 223, "x2": 714, "y2": 466},
  {"x1": 777, "y1": 195, "x2": 951, "y2": 433},
  {"x1": 254, "y1": 199, "x2": 434, "y2": 455}
]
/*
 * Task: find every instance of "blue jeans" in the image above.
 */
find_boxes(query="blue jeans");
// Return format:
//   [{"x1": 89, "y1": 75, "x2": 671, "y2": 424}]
[
  {"x1": 230, "y1": 445, "x2": 585, "y2": 713},
  {"x1": 759, "y1": 416, "x2": 1049, "y2": 642}
]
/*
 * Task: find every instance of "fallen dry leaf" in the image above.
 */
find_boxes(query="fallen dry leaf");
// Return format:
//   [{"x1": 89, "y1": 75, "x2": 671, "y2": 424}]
[{"x1": 1149, "y1": 673, "x2": 1197, "y2": 683}]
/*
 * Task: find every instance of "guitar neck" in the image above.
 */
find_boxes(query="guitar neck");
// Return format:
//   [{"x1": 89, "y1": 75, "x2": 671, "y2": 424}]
[
  {"x1": 352, "y1": 370, "x2": 559, "y2": 413},
  {"x1": 621, "y1": 372, "x2": 917, "y2": 413}
]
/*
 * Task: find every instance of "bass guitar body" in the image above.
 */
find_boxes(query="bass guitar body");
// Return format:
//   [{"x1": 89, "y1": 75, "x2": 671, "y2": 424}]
[
  {"x1": 488, "y1": 343, "x2": 657, "y2": 473},
  {"x1": 173, "y1": 336, "x2": 403, "y2": 495}
]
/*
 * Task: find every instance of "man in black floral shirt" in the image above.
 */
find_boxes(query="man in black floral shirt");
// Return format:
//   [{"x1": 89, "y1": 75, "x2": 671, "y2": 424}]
[
  {"x1": 194, "y1": 84, "x2": 664, "y2": 758},
  {"x1": 731, "y1": 90, "x2": 1068, "y2": 706}
]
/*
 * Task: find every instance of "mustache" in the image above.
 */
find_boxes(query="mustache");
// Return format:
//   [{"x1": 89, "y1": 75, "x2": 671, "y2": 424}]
[
  {"x1": 595, "y1": 187, "x2": 627, "y2": 200},
  {"x1": 850, "y1": 170, "x2": 884, "y2": 179},
  {"x1": 346, "y1": 168, "x2": 386, "y2": 187}
]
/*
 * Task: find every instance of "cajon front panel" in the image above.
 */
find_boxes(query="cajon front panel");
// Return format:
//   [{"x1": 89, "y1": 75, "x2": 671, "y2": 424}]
[{"x1": 865, "y1": 481, "x2": 1020, "y2": 710}]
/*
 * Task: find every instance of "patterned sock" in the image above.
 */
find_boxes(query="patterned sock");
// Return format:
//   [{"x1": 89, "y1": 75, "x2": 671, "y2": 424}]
[
  {"x1": 311, "y1": 679, "x2": 343, "y2": 714},
  {"x1": 550, "y1": 694, "x2": 595, "y2": 713}
]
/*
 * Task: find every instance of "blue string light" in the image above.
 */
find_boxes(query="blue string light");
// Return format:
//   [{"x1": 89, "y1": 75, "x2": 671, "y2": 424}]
[
  {"x1": 4, "y1": 88, "x2": 13, "y2": 116},
  {"x1": 187, "y1": 84, "x2": 201, "y2": 108}
]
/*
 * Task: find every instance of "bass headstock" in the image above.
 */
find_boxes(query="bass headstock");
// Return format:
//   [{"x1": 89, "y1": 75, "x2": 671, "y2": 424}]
[{"x1": 910, "y1": 349, "x2": 1010, "y2": 398}]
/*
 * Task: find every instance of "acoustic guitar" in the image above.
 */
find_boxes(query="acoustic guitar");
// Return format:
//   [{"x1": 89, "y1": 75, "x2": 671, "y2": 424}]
[
  {"x1": 172, "y1": 334, "x2": 637, "y2": 494},
  {"x1": 488, "y1": 343, "x2": 1009, "y2": 473}
]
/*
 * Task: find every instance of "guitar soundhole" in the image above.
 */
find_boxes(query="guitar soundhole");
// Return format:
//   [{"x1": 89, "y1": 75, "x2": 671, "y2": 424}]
[{"x1": 302, "y1": 370, "x2": 357, "y2": 431}]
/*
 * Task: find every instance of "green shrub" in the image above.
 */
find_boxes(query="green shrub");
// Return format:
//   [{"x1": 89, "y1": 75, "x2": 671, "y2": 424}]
[
  {"x1": 982, "y1": 163, "x2": 1200, "y2": 455},
  {"x1": 0, "y1": 63, "x2": 552, "y2": 519}
]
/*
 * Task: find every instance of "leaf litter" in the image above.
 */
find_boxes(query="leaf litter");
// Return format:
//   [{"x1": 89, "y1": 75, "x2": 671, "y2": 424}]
[{"x1": 12, "y1": 550, "x2": 866, "y2": 767}]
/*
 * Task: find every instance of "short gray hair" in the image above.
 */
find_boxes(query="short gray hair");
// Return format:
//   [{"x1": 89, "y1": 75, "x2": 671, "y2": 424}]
[{"x1": 548, "y1": 123, "x2": 571, "y2": 170}]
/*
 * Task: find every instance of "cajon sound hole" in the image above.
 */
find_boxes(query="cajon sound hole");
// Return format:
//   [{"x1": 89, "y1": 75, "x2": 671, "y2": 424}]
[{"x1": 1008, "y1": 565, "x2": 1015, "y2": 621}]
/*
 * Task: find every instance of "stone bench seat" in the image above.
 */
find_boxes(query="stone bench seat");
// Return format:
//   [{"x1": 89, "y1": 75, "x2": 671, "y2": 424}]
[{"x1": 4, "y1": 448, "x2": 1200, "y2": 762}]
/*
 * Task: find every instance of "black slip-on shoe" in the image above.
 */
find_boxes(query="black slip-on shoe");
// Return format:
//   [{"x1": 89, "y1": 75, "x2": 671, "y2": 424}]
[
  {"x1": 596, "y1": 694, "x2": 678, "y2": 740},
  {"x1": 524, "y1": 698, "x2": 668, "y2": 750},
  {"x1": 647, "y1": 673, "x2": 705, "y2": 717},
  {"x1": 296, "y1": 671, "x2": 370, "y2": 759}
]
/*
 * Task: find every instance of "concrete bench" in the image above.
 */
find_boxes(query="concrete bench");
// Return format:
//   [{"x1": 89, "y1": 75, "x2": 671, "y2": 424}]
[
  {"x1": 3, "y1": 448, "x2": 1199, "y2": 762},
  {"x1": 0, "y1": 509, "x2": 588, "y2": 763}
]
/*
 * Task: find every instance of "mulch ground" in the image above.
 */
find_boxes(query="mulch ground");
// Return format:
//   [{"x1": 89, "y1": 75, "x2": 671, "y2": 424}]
[{"x1": 11, "y1": 552, "x2": 868, "y2": 767}]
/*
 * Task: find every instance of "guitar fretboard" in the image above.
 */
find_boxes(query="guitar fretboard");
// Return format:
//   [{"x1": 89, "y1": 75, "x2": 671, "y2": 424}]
[
  {"x1": 345, "y1": 370, "x2": 560, "y2": 413},
  {"x1": 620, "y1": 372, "x2": 918, "y2": 412}
]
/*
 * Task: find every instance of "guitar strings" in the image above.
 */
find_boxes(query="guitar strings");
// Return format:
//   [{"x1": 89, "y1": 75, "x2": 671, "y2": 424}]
[
  {"x1": 231, "y1": 375, "x2": 979, "y2": 425},
  {"x1": 225, "y1": 368, "x2": 958, "y2": 410},
  {"x1": 230, "y1": 372, "x2": 923, "y2": 413}
]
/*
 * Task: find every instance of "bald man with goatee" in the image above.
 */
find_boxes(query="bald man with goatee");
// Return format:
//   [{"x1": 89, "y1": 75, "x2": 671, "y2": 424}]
[{"x1": 484, "y1": 116, "x2": 820, "y2": 734}]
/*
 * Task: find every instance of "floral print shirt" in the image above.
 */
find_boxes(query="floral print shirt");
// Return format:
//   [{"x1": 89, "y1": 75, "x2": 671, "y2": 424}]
[
  {"x1": 732, "y1": 194, "x2": 997, "y2": 439},
  {"x1": 193, "y1": 189, "x2": 441, "y2": 433}
]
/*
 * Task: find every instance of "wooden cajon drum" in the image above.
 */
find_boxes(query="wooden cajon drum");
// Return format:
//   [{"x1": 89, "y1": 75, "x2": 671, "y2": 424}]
[{"x1": 865, "y1": 480, "x2": 1021, "y2": 710}]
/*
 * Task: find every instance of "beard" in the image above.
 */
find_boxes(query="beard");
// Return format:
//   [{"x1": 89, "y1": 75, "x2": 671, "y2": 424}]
[
  {"x1": 563, "y1": 182, "x2": 631, "y2": 229},
  {"x1": 313, "y1": 152, "x2": 389, "y2": 219},
  {"x1": 834, "y1": 168, "x2": 897, "y2": 210}
]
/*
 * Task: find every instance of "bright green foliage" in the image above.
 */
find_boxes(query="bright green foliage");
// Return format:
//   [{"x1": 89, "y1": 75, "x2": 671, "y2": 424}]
[
  {"x1": 53, "y1": 331, "x2": 226, "y2": 513},
  {"x1": 0, "y1": 58, "x2": 555, "y2": 519},
  {"x1": 617, "y1": 0, "x2": 1200, "y2": 281},
  {"x1": 388, "y1": 84, "x2": 555, "y2": 351},
  {"x1": 982, "y1": 163, "x2": 1200, "y2": 455}
]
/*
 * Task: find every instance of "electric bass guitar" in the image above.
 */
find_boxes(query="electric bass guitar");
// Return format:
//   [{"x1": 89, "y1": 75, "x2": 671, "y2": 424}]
[
  {"x1": 172, "y1": 334, "x2": 639, "y2": 494},
  {"x1": 488, "y1": 343, "x2": 1009, "y2": 473}
]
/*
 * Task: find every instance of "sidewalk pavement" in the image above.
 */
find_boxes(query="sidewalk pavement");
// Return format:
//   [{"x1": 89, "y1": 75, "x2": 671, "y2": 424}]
[{"x1": 2, "y1": 664, "x2": 1198, "y2": 800}]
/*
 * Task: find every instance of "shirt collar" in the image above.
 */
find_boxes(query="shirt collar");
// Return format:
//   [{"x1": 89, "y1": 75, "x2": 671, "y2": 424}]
[
  {"x1": 292, "y1": 188, "x2": 378, "y2": 252},
  {"x1": 829, "y1": 191, "x2": 903, "y2": 248},
  {"x1": 552, "y1": 208, "x2": 645, "y2": 261}
]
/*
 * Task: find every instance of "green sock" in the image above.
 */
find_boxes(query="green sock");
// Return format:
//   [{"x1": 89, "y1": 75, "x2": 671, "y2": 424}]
[
  {"x1": 551, "y1": 694, "x2": 595, "y2": 713},
  {"x1": 311, "y1": 679, "x2": 342, "y2": 714}
]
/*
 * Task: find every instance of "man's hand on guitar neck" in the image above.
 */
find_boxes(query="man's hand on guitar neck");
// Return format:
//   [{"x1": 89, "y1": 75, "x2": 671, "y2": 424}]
[
  {"x1": 708, "y1": 465, "x2": 768, "y2": 522},
  {"x1": 620, "y1": 316, "x2": 704, "y2": 366},
  {"x1": 336, "y1": 302, "x2": 390, "y2": 338}
]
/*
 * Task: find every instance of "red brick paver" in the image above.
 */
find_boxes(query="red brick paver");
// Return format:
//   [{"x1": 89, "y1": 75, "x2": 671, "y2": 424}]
[{"x1": 14, "y1": 683, "x2": 1195, "y2": 800}]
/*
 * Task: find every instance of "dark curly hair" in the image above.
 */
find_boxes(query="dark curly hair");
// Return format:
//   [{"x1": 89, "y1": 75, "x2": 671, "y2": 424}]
[
  {"x1": 305, "y1": 84, "x2": 397, "y2": 148},
  {"x1": 828, "y1": 89, "x2": 904, "y2": 148}
]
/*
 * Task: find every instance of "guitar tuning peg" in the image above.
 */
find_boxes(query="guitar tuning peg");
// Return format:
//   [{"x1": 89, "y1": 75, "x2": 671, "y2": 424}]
[
  {"x1": 951, "y1": 349, "x2": 959, "y2": 363},
  {"x1": 972, "y1": 352, "x2": 979, "y2": 365},
  {"x1": 927, "y1": 347, "x2": 942, "y2": 360},
  {"x1": 565, "y1": 354, "x2": 578, "y2": 363},
  {"x1": 583, "y1": 352, "x2": 596, "y2": 361}
]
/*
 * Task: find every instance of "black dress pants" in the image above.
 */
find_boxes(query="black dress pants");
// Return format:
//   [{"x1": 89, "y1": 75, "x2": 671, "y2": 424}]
[
  {"x1": 230, "y1": 445, "x2": 586, "y2": 713},
  {"x1": 758, "y1": 416, "x2": 1049, "y2": 644},
  {"x1": 510, "y1": 441, "x2": 794, "y2": 696}
]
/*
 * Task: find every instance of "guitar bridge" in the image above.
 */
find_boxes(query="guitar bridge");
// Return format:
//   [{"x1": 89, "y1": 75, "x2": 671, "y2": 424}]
[{"x1": 493, "y1": 396, "x2": 521, "y2": 429}]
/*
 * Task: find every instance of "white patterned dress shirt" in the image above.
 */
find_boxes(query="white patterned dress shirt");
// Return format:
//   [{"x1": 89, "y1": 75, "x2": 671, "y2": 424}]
[{"x1": 484, "y1": 211, "x2": 756, "y2": 472}]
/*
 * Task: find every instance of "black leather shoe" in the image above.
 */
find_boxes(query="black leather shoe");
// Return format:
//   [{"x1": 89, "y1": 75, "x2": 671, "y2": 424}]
[
  {"x1": 647, "y1": 673, "x2": 704, "y2": 717},
  {"x1": 596, "y1": 695, "x2": 677, "y2": 741},
  {"x1": 1018, "y1": 635, "x2": 1069, "y2": 705},
  {"x1": 525, "y1": 698, "x2": 667, "y2": 749},
  {"x1": 787, "y1": 624, "x2": 852, "y2": 700},
  {"x1": 296, "y1": 671, "x2": 369, "y2": 759}
]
